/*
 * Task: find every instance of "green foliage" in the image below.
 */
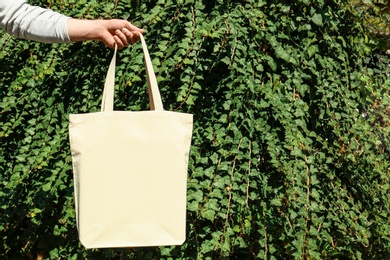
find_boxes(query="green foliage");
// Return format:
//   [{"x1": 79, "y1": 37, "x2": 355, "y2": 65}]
[
  {"x1": 1, "y1": 0, "x2": 390, "y2": 259},
  {"x1": 348, "y1": 0, "x2": 390, "y2": 49}
]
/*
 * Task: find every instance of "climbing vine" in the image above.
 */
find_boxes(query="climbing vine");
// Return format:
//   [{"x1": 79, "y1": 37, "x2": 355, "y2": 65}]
[{"x1": 1, "y1": 0, "x2": 389, "y2": 259}]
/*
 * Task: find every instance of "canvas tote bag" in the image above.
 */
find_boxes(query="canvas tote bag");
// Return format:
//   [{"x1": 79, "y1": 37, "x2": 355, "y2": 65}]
[{"x1": 69, "y1": 34, "x2": 193, "y2": 249}]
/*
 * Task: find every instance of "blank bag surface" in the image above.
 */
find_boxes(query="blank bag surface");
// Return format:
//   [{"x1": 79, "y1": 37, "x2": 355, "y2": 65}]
[{"x1": 69, "y1": 35, "x2": 193, "y2": 248}]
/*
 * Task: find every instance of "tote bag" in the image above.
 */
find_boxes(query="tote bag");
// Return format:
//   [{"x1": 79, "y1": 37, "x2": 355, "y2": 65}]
[{"x1": 69, "y1": 34, "x2": 193, "y2": 249}]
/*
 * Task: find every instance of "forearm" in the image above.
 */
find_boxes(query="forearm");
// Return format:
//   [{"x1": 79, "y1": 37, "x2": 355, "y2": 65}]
[{"x1": 1, "y1": 0, "x2": 144, "y2": 47}]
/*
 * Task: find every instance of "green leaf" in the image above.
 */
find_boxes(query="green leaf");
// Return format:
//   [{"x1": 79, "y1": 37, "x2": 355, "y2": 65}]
[
  {"x1": 312, "y1": 13, "x2": 323, "y2": 26},
  {"x1": 42, "y1": 183, "x2": 51, "y2": 192},
  {"x1": 270, "y1": 198, "x2": 282, "y2": 207},
  {"x1": 201, "y1": 209, "x2": 216, "y2": 221}
]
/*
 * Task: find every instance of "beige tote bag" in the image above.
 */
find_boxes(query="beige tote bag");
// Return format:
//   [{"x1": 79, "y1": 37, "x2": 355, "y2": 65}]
[{"x1": 69, "y1": 34, "x2": 193, "y2": 249}]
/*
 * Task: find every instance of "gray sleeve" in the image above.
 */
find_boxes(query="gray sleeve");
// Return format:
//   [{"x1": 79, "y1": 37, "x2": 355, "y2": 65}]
[{"x1": 0, "y1": 0, "x2": 71, "y2": 43}]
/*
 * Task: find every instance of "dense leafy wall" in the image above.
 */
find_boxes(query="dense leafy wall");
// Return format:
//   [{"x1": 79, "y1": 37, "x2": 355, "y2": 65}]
[
  {"x1": 348, "y1": 0, "x2": 390, "y2": 52},
  {"x1": 1, "y1": 0, "x2": 390, "y2": 259}
]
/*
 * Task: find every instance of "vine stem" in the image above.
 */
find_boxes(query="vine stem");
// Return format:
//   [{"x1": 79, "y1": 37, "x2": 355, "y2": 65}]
[
  {"x1": 245, "y1": 141, "x2": 252, "y2": 208},
  {"x1": 176, "y1": 7, "x2": 203, "y2": 111},
  {"x1": 224, "y1": 138, "x2": 243, "y2": 232},
  {"x1": 302, "y1": 156, "x2": 311, "y2": 259}
]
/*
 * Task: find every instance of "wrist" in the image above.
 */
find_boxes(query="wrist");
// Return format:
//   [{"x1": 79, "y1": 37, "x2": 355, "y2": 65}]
[{"x1": 67, "y1": 19, "x2": 103, "y2": 42}]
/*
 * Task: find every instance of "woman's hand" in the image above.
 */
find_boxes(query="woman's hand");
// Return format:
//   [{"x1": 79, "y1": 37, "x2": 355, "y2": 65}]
[{"x1": 67, "y1": 19, "x2": 145, "y2": 49}]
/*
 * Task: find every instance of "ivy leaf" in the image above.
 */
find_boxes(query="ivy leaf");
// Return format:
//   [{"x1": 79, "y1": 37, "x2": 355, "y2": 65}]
[
  {"x1": 42, "y1": 183, "x2": 51, "y2": 192},
  {"x1": 312, "y1": 13, "x2": 323, "y2": 26},
  {"x1": 270, "y1": 198, "x2": 282, "y2": 207},
  {"x1": 201, "y1": 209, "x2": 216, "y2": 222}
]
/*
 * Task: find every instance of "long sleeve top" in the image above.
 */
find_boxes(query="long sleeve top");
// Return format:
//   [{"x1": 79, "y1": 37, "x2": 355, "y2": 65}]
[{"x1": 0, "y1": 0, "x2": 71, "y2": 43}]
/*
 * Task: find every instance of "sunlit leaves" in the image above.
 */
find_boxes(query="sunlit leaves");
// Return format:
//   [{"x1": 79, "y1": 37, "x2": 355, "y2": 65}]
[{"x1": 1, "y1": 0, "x2": 390, "y2": 259}]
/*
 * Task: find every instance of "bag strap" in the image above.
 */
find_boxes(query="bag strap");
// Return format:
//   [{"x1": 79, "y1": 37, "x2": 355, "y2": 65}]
[
  {"x1": 139, "y1": 34, "x2": 164, "y2": 111},
  {"x1": 101, "y1": 34, "x2": 164, "y2": 112},
  {"x1": 101, "y1": 43, "x2": 117, "y2": 112}
]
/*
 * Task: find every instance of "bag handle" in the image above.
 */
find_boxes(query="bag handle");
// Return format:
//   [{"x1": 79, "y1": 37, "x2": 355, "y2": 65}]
[{"x1": 101, "y1": 34, "x2": 164, "y2": 112}]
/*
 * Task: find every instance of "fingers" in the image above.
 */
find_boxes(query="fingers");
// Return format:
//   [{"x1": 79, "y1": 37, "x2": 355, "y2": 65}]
[
  {"x1": 124, "y1": 22, "x2": 145, "y2": 35},
  {"x1": 121, "y1": 28, "x2": 142, "y2": 44},
  {"x1": 114, "y1": 29, "x2": 128, "y2": 49},
  {"x1": 97, "y1": 19, "x2": 144, "y2": 49},
  {"x1": 99, "y1": 30, "x2": 117, "y2": 49},
  {"x1": 113, "y1": 27, "x2": 142, "y2": 50},
  {"x1": 99, "y1": 30, "x2": 126, "y2": 50}
]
